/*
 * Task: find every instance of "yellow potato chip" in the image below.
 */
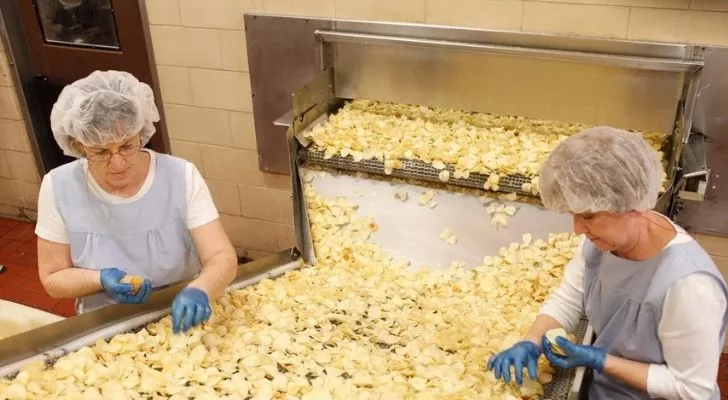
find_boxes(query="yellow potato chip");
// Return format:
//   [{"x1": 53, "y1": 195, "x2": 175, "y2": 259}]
[
  {"x1": 545, "y1": 328, "x2": 575, "y2": 356},
  {"x1": 120, "y1": 275, "x2": 144, "y2": 295}
]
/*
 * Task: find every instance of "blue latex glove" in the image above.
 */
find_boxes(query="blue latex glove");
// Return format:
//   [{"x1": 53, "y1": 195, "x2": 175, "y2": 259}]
[
  {"x1": 171, "y1": 288, "x2": 211, "y2": 334},
  {"x1": 487, "y1": 341, "x2": 541, "y2": 385},
  {"x1": 542, "y1": 335, "x2": 607, "y2": 372},
  {"x1": 99, "y1": 268, "x2": 151, "y2": 304}
]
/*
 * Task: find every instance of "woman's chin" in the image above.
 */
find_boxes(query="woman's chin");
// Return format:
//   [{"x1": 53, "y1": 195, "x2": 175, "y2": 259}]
[
  {"x1": 590, "y1": 238, "x2": 612, "y2": 252},
  {"x1": 105, "y1": 172, "x2": 133, "y2": 188}
]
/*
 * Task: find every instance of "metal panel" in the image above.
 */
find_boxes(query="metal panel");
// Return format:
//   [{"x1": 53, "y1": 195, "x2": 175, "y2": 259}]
[
  {"x1": 676, "y1": 46, "x2": 728, "y2": 235},
  {"x1": 334, "y1": 42, "x2": 683, "y2": 134},
  {"x1": 292, "y1": 67, "x2": 335, "y2": 116},
  {"x1": 288, "y1": 70, "x2": 340, "y2": 264},
  {"x1": 245, "y1": 14, "x2": 332, "y2": 174}
]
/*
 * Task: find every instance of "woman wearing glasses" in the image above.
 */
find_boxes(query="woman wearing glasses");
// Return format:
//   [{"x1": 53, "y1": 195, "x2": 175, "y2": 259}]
[
  {"x1": 488, "y1": 127, "x2": 728, "y2": 399},
  {"x1": 35, "y1": 70, "x2": 238, "y2": 334}
]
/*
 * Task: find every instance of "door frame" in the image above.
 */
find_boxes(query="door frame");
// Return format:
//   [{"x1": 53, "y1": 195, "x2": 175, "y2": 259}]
[{"x1": 0, "y1": 0, "x2": 169, "y2": 176}]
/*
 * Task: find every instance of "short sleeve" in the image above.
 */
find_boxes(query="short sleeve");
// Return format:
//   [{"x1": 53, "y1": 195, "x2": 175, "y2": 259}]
[
  {"x1": 185, "y1": 162, "x2": 219, "y2": 229},
  {"x1": 35, "y1": 173, "x2": 71, "y2": 244}
]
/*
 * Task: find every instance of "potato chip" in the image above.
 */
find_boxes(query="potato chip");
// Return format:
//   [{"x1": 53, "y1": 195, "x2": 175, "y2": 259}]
[
  {"x1": 0, "y1": 177, "x2": 585, "y2": 400},
  {"x1": 120, "y1": 275, "x2": 144, "y2": 295},
  {"x1": 545, "y1": 328, "x2": 575, "y2": 356}
]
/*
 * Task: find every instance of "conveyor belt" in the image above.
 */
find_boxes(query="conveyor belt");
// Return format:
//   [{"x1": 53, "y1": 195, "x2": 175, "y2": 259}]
[
  {"x1": 1, "y1": 166, "x2": 591, "y2": 399},
  {"x1": 299, "y1": 167, "x2": 591, "y2": 399},
  {"x1": 300, "y1": 167, "x2": 571, "y2": 270},
  {"x1": 0, "y1": 252, "x2": 301, "y2": 379},
  {"x1": 303, "y1": 149, "x2": 536, "y2": 196}
]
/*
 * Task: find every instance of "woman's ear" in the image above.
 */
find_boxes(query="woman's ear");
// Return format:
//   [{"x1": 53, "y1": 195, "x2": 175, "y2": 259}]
[{"x1": 69, "y1": 139, "x2": 84, "y2": 156}]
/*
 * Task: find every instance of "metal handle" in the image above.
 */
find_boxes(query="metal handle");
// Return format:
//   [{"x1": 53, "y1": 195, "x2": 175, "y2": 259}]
[{"x1": 315, "y1": 30, "x2": 703, "y2": 73}]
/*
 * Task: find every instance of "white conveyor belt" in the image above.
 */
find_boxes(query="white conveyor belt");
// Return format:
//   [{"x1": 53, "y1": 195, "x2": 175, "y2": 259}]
[{"x1": 302, "y1": 168, "x2": 573, "y2": 270}]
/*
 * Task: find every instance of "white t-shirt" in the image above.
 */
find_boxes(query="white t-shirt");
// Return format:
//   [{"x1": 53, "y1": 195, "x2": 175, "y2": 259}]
[
  {"x1": 35, "y1": 150, "x2": 219, "y2": 244},
  {"x1": 541, "y1": 215, "x2": 726, "y2": 400}
]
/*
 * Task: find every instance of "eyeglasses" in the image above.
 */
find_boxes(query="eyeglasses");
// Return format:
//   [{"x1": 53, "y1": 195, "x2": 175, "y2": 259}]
[{"x1": 85, "y1": 140, "x2": 142, "y2": 162}]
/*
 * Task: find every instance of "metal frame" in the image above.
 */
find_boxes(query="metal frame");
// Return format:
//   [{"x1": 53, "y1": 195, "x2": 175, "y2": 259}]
[
  {"x1": 315, "y1": 29, "x2": 703, "y2": 73},
  {"x1": 674, "y1": 46, "x2": 728, "y2": 235}
]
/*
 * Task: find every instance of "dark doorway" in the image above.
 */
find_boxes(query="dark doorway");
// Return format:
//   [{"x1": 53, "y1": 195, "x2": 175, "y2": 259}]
[{"x1": 3, "y1": 0, "x2": 167, "y2": 174}]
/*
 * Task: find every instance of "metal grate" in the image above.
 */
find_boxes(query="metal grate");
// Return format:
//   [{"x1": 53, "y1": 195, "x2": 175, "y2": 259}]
[{"x1": 302, "y1": 149, "x2": 536, "y2": 196}]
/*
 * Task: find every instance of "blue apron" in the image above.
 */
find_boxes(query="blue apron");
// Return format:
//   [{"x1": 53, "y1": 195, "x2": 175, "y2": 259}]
[
  {"x1": 50, "y1": 151, "x2": 201, "y2": 313},
  {"x1": 583, "y1": 238, "x2": 728, "y2": 399}
]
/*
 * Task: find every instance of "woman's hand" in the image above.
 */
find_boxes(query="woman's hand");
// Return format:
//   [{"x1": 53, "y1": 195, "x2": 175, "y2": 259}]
[
  {"x1": 487, "y1": 341, "x2": 542, "y2": 385},
  {"x1": 542, "y1": 335, "x2": 606, "y2": 372},
  {"x1": 99, "y1": 267, "x2": 151, "y2": 304},
  {"x1": 171, "y1": 287, "x2": 212, "y2": 334}
]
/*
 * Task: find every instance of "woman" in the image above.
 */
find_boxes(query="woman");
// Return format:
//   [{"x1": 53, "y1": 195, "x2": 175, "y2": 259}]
[
  {"x1": 487, "y1": 127, "x2": 728, "y2": 399},
  {"x1": 35, "y1": 70, "x2": 238, "y2": 334}
]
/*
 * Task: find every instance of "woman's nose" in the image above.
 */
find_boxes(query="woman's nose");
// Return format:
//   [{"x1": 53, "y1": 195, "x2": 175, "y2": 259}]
[{"x1": 107, "y1": 153, "x2": 127, "y2": 170}]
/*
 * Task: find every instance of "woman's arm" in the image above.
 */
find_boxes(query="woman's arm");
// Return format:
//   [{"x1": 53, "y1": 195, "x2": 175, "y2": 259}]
[
  {"x1": 186, "y1": 219, "x2": 237, "y2": 299},
  {"x1": 602, "y1": 356, "x2": 649, "y2": 391},
  {"x1": 489, "y1": 238, "x2": 588, "y2": 384},
  {"x1": 546, "y1": 273, "x2": 725, "y2": 400},
  {"x1": 37, "y1": 237, "x2": 102, "y2": 298},
  {"x1": 528, "y1": 237, "x2": 588, "y2": 343},
  {"x1": 646, "y1": 274, "x2": 726, "y2": 400},
  {"x1": 36, "y1": 174, "x2": 103, "y2": 298},
  {"x1": 183, "y1": 162, "x2": 237, "y2": 299}
]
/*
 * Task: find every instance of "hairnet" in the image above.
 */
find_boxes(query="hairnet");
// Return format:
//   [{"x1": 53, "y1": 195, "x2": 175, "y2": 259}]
[
  {"x1": 50, "y1": 70, "x2": 160, "y2": 158},
  {"x1": 538, "y1": 126, "x2": 663, "y2": 214}
]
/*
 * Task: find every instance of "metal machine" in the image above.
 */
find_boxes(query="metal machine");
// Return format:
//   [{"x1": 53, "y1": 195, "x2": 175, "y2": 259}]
[
  {"x1": 0, "y1": 12, "x2": 718, "y2": 400},
  {"x1": 250, "y1": 13, "x2": 710, "y2": 399},
  {"x1": 246, "y1": 14, "x2": 710, "y2": 219}
]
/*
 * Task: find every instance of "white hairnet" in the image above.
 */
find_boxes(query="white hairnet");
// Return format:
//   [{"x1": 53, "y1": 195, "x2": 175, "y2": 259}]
[
  {"x1": 50, "y1": 70, "x2": 160, "y2": 158},
  {"x1": 538, "y1": 126, "x2": 663, "y2": 214}
]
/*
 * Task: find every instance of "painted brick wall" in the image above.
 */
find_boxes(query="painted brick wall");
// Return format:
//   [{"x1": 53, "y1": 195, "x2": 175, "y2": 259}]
[{"x1": 0, "y1": 38, "x2": 39, "y2": 221}]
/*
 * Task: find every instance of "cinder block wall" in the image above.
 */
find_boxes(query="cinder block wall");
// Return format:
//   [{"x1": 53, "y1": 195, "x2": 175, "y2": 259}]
[{"x1": 0, "y1": 37, "x2": 39, "y2": 220}]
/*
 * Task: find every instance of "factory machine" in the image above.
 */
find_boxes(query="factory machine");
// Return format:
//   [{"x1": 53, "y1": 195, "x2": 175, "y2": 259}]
[{"x1": 0, "y1": 13, "x2": 719, "y2": 400}]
